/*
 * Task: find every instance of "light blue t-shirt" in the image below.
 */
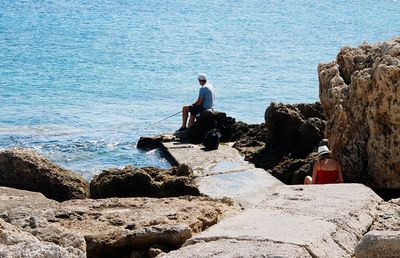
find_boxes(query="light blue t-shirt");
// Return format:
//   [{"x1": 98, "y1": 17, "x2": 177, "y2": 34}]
[{"x1": 198, "y1": 82, "x2": 215, "y2": 110}]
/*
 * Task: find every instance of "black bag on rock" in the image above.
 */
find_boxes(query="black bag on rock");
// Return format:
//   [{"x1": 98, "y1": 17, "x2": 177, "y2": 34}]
[{"x1": 203, "y1": 129, "x2": 221, "y2": 150}]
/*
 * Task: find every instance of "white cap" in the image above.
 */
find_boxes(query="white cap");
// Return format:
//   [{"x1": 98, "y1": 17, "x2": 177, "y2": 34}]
[
  {"x1": 317, "y1": 145, "x2": 330, "y2": 156},
  {"x1": 198, "y1": 73, "x2": 207, "y2": 81}
]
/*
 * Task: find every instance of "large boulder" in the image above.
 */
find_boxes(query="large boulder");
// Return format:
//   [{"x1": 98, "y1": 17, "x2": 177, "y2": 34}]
[
  {"x1": 0, "y1": 148, "x2": 89, "y2": 201},
  {"x1": 90, "y1": 164, "x2": 199, "y2": 198},
  {"x1": 0, "y1": 187, "x2": 237, "y2": 258},
  {"x1": 245, "y1": 102, "x2": 325, "y2": 183},
  {"x1": 264, "y1": 102, "x2": 325, "y2": 153},
  {"x1": 319, "y1": 37, "x2": 400, "y2": 191}
]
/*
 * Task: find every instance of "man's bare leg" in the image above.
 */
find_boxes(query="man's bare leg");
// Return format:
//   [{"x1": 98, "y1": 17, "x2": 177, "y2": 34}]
[
  {"x1": 188, "y1": 115, "x2": 196, "y2": 128},
  {"x1": 181, "y1": 106, "x2": 190, "y2": 128}
]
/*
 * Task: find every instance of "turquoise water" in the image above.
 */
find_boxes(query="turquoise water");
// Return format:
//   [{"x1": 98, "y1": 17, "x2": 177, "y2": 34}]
[{"x1": 1, "y1": 0, "x2": 399, "y2": 179}]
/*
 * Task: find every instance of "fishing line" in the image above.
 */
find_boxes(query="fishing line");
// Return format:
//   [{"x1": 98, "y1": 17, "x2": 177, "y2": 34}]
[{"x1": 151, "y1": 110, "x2": 182, "y2": 125}]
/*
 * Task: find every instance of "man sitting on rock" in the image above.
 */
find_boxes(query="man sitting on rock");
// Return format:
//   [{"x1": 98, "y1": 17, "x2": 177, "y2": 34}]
[{"x1": 177, "y1": 73, "x2": 216, "y2": 132}]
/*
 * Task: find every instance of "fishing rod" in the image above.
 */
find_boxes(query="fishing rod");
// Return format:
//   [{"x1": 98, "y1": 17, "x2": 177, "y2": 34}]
[{"x1": 152, "y1": 110, "x2": 182, "y2": 125}]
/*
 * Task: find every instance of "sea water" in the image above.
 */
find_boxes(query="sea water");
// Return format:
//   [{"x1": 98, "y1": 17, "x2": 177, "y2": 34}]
[{"x1": 1, "y1": 0, "x2": 399, "y2": 179}]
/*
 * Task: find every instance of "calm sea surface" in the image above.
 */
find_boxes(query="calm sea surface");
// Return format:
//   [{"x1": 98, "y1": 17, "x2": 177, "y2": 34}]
[{"x1": 1, "y1": 0, "x2": 399, "y2": 179}]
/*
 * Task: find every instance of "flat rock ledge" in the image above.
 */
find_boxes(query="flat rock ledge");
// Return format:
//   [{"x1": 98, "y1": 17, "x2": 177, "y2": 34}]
[
  {"x1": 162, "y1": 184, "x2": 383, "y2": 257},
  {"x1": 155, "y1": 139, "x2": 399, "y2": 257},
  {"x1": 0, "y1": 187, "x2": 238, "y2": 258}
]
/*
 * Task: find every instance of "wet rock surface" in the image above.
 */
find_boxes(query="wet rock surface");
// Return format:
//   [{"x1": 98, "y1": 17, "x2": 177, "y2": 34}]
[
  {"x1": 0, "y1": 148, "x2": 90, "y2": 201},
  {"x1": 319, "y1": 37, "x2": 400, "y2": 191},
  {"x1": 137, "y1": 134, "x2": 178, "y2": 151},
  {"x1": 0, "y1": 187, "x2": 237, "y2": 258},
  {"x1": 90, "y1": 164, "x2": 199, "y2": 198}
]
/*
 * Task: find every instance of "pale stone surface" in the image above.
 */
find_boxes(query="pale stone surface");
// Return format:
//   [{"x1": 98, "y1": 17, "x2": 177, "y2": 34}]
[
  {"x1": 160, "y1": 239, "x2": 312, "y2": 258},
  {"x1": 0, "y1": 187, "x2": 87, "y2": 256},
  {"x1": 182, "y1": 184, "x2": 382, "y2": 257},
  {"x1": 196, "y1": 168, "x2": 282, "y2": 208},
  {"x1": 355, "y1": 230, "x2": 400, "y2": 258},
  {"x1": 162, "y1": 142, "x2": 252, "y2": 177},
  {"x1": 318, "y1": 37, "x2": 400, "y2": 189},
  {"x1": 0, "y1": 187, "x2": 238, "y2": 258},
  {"x1": 162, "y1": 141, "x2": 283, "y2": 208},
  {"x1": 372, "y1": 198, "x2": 400, "y2": 231},
  {"x1": 0, "y1": 148, "x2": 89, "y2": 201},
  {"x1": 0, "y1": 219, "x2": 85, "y2": 258},
  {"x1": 58, "y1": 196, "x2": 237, "y2": 257}
]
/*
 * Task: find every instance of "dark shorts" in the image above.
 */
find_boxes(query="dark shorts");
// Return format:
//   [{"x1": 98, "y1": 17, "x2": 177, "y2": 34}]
[{"x1": 189, "y1": 105, "x2": 206, "y2": 116}]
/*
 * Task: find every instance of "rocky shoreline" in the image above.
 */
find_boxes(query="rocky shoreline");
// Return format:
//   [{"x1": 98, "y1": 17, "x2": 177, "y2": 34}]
[{"x1": 1, "y1": 37, "x2": 400, "y2": 257}]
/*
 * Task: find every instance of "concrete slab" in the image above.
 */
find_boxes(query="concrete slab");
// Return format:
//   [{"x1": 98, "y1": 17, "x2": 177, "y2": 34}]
[
  {"x1": 162, "y1": 142, "x2": 253, "y2": 176},
  {"x1": 162, "y1": 141, "x2": 283, "y2": 207},
  {"x1": 160, "y1": 141, "x2": 384, "y2": 257},
  {"x1": 196, "y1": 168, "x2": 282, "y2": 208},
  {"x1": 160, "y1": 239, "x2": 312, "y2": 258},
  {"x1": 186, "y1": 209, "x2": 347, "y2": 257},
  {"x1": 182, "y1": 184, "x2": 382, "y2": 257}
]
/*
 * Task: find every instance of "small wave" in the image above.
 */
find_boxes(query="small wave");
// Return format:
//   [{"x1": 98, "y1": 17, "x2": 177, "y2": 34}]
[{"x1": 0, "y1": 125, "x2": 85, "y2": 137}]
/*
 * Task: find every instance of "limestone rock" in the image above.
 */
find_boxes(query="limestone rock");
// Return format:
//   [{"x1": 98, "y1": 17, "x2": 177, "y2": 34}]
[
  {"x1": 263, "y1": 102, "x2": 325, "y2": 152},
  {"x1": 0, "y1": 218, "x2": 85, "y2": 258},
  {"x1": 90, "y1": 165, "x2": 199, "y2": 198},
  {"x1": 371, "y1": 198, "x2": 400, "y2": 231},
  {"x1": 246, "y1": 102, "x2": 325, "y2": 183},
  {"x1": 0, "y1": 187, "x2": 237, "y2": 258},
  {"x1": 270, "y1": 155, "x2": 315, "y2": 185},
  {"x1": 0, "y1": 148, "x2": 89, "y2": 201},
  {"x1": 0, "y1": 187, "x2": 86, "y2": 257},
  {"x1": 54, "y1": 196, "x2": 236, "y2": 258},
  {"x1": 232, "y1": 123, "x2": 267, "y2": 156},
  {"x1": 137, "y1": 134, "x2": 177, "y2": 150},
  {"x1": 318, "y1": 37, "x2": 400, "y2": 190},
  {"x1": 184, "y1": 184, "x2": 382, "y2": 257},
  {"x1": 355, "y1": 231, "x2": 400, "y2": 258},
  {"x1": 160, "y1": 239, "x2": 312, "y2": 258}
]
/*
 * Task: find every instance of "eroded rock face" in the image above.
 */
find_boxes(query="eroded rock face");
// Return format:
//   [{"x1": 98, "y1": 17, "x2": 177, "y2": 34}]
[
  {"x1": 371, "y1": 198, "x2": 400, "y2": 231},
  {"x1": 355, "y1": 231, "x2": 400, "y2": 258},
  {"x1": 245, "y1": 102, "x2": 325, "y2": 184},
  {"x1": 0, "y1": 218, "x2": 86, "y2": 258},
  {"x1": 355, "y1": 198, "x2": 400, "y2": 258},
  {"x1": 0, "y1": 148, "x2": 89, "y2": 201},
  {"x1": 90, "y1": 164, "x2": 199, "y2": 198},
  {"x1": 319, "y1": 37, "x2": 400, "y2": 190},
  {"x1": 0, "y1": 187, "x2": 238, "y2": 258},
  {"x1": 0, "y1": 187, "x2": 87, "y2": 257}
]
